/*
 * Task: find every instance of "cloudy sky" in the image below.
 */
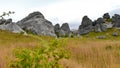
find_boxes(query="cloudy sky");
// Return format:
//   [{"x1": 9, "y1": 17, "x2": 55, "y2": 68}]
[{"x1": 0, "y1": 0, "x2": 120, "y2": 29}]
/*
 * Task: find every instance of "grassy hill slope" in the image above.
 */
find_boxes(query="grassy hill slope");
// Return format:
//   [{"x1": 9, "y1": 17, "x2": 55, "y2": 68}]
[{"x1": 0, "y1": 28, "x2": 120, "y2": 68}]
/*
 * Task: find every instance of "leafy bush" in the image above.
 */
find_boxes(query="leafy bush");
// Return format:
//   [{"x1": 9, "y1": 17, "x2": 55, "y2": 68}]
[{"x1": 8, "y1": 39, "x2": 70, "y2": 68}]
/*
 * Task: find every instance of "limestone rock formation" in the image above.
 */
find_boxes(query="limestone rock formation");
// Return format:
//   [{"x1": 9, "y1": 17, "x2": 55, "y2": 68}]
[
  {"x1": 78, "y1": 16, "x2": 93, "y2": 35},
  {"x1": 94, "y1": 18, "x2": 107, "y2": 32},
  {"x1": 103, "y1": 13, "x2": 110, "y2": 19},
  {"x1": 61, "y1": 23, "x2": 71, "y2": 34},
  {"x1": 54, "y1": 23, "x2": 71, "y2": 37},
  {"x1": 112, "y1": 14, "x2": 120, "y2": 27},
  {"x1": 0, "y1": 19, "x2": 26, "y2": 34},
  {"x1": 54, "y1": 24, "x2": 65, "y2": 37},
  {"x1": 17, "y1": 11, "x2": 56, "y2": 36}
]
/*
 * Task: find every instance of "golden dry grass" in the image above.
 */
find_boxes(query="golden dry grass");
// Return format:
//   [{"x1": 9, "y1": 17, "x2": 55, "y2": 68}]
[
  {"x1": 64, "y1": 38, "x2": 120, "y2": 68},
  {"x1": 0, "y1": 30, "x2": 40, "y2": 68},
  {"x1": 1, "y1": 29, "x2": 120, "y2": 68}
]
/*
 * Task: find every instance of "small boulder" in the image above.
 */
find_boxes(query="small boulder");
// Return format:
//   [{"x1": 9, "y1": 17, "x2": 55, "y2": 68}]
[
  {"x1": 96, "y1": 35, "x2": 106, "y2": 39},
  {"x1": 112, "y1": 32, "x2": 118, "y2": 36}
]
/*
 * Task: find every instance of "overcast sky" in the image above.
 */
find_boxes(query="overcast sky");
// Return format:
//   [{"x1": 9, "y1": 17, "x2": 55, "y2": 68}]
[{"x1": 0, "y1": 0, "x2": 120, "y2": 29}]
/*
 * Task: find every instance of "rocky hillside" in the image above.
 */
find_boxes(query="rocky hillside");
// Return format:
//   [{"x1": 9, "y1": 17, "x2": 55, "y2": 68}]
[{"x1": 0, "y1": 11, "x2": 120, "y2": 37}]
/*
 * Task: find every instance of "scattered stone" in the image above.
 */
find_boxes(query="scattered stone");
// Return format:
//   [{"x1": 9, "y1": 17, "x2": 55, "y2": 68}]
[
  {"x1": 96, "y1": 35, "x2": 106, "y2": 39},
  {"x1": 112, "y1": 32, "x2": 118, "y2": 36}
]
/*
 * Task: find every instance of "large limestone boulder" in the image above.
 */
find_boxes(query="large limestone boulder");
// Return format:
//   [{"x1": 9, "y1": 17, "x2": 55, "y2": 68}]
[
  {"x1": 17, "y1": 11, "x2": 56, "y2": 36},
  {"x1": 0, "y1": 19, "x2": 26, "y2": 34},
  {"x1": 78, "y1": 16, "x2": 93, "y2": 35},
  {"x1": 54, "y1": 23, "x2": 71, "y2": 37},
  {"x1": 54, "y1": 24, "x2": 65, "y2": 37},
  {"x1": 61, "y1": 23, "x2": 71, "y2": 34}
]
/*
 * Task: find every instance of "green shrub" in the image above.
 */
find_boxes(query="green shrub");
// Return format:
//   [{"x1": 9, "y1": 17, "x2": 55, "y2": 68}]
[{"x1": 8, "y1": 39, "x2": 70, "y2": 68}]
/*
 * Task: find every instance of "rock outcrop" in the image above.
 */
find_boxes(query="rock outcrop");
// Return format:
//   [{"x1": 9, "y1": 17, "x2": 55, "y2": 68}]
[
  {"x1": 103, "y1": 13, "x2": 110, "y2": 19},
  {"x1": 54, "y1": 24, "x2": 65, "y2": 37},
  {"x1": 112, "y1": 14, "x2": 120, "y2": 27},
  {"x1": 54, "y1": 23, "x2": 71, "y2": 37},
  {"x1": 61, "y1": 23, "x2": 71, "y2": 34},
  {"x1": 94, "y1": 18, "x2": 107, "y2": 32},
  {"x1": 17, "y1": 11, "x2": 56, "y2": 36},
  {"x1": 78, "y1": 16, "x2": 93, "y2": 35},
  {"x1": 0, "y1": 19, "x2": 26, "y2": 34}
]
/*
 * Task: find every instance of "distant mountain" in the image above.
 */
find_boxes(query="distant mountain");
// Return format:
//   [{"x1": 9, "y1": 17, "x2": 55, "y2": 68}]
[{"x1": 109, "y1": 8, "x2": 120, "y2": 16}]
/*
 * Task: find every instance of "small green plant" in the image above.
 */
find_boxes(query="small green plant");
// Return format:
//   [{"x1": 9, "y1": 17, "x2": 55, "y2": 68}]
[{"x1": 105, "y1": 18, "x2": 112, "y2": 22}]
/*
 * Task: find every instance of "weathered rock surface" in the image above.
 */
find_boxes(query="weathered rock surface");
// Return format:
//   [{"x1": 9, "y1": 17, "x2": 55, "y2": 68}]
[
  {"x1": 78, "y1": 16, "x2": 93, "y2": 35},
  {"x1": 0, "y1": 19, "x2": 26, "y2": 34},
  {"x1": 112, "y1": 14, "x2": 120, "y2": 27},
  {"x1": 103, "y1": 22, "x2": 113, "y2": 28},
  {"x1": 103, "y1": 13, "x2": 110, "y2": 19},
  {"x1": 17, "y1": 11, "x2": 56, "y2": 36},
  {"x1": 61, "y1": 23, "x2": 71, "y2": 34},
  {"x1": 94, "y1": 18, "x2": 107, "y2": 32},
  {"x1": 54, "y1": 24, "x2": 65, "y2": 37},
  {"x1": 54, "y1": 23, "x2": 71, "y2": 37}
]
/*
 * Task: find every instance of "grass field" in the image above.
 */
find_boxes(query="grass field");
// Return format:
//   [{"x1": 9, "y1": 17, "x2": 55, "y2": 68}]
[{"x1": 0, "y1": 29, "x2": 120, "y2": 68}]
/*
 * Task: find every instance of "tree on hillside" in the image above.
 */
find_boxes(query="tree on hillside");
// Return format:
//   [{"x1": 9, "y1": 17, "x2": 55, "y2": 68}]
[{"x1": 0, "y1": 11, "x2": 15, "y2": 19}]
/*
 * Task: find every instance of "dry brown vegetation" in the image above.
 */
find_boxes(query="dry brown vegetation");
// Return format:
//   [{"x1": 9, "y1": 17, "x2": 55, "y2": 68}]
[{"x1": 1, "y1": 29, "x2": 120, "y2": 68}]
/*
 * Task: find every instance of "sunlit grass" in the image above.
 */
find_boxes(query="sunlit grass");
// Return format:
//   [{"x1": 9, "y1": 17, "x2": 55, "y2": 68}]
[{"x1": 0, "y1": 28, "x2": 120, "y2": 68}]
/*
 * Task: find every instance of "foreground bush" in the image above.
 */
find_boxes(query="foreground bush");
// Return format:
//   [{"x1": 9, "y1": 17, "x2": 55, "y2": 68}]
[{"x1": 8, "y1": 39, "x2": 70, "y2": 68}]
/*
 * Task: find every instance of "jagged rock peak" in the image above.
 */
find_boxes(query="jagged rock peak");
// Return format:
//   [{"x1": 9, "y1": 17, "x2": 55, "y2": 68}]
[
  {"x1": 28, "y1": 11, "x2": 44, "y2": 19},
  {"x1": 54, "y1": 24, "x2": 61, "y2": 31},
  {"x1": 78, "y1": 16, "x2": 93, "y2": 35},
  {"x1": 103, "y1": 13, "x2": 110, "y2": 19},
  {"x1": 81, "y1": 16, "x2": 92, "y2": 26},
  {"x1": 17, "y1": 11, "x2": 56, "y2": 36},
  {"x1": 18, "y1": 11, "x2": 45, "y2": 23},
  {"x1": 61, "y1": 23, "x2": 70, "y2": 32},
  {"x1": 112, "y1": 14, "x2": 120, "y2": 27}
]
